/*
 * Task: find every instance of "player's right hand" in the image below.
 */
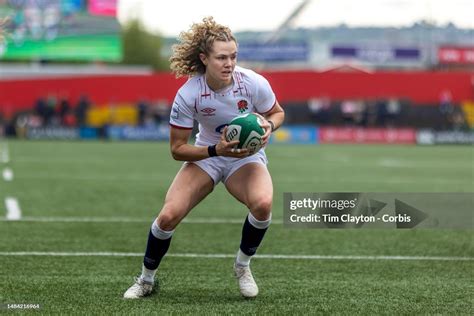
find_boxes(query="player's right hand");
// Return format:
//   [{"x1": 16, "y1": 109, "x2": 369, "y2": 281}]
[{"x1": 216, "y1": 127, "x2": 249, "y2": 158}]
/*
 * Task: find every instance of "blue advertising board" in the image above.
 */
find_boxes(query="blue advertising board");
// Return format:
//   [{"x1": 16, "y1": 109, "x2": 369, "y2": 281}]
[
  {"x1": 331, "y1": 45, "x2": 420, "y2": 62},
  {"x1": 107, "y1": 125, "x2": 170, "y2": 141},
  {"x1": 269, "y1": 126, "x2": 318, "y2": 144},
  {"x1": 238, "y1": 42, "x2": 309, "y2": 62}
]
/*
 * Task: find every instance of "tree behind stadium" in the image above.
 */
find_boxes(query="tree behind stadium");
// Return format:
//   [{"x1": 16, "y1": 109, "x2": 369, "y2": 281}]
[{"x1": 121, "y1": 20, "x2": 169, "y2": 71}]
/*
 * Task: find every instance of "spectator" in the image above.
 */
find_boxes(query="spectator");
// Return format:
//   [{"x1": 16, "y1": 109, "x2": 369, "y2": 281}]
[
  {"x1": 137, "y1": 99, "x2": 149, "y2": 126},
  {"x1": 45, "y1": 94, "x2": 58, "y2": 125},
  {"x1": 151, "y1": 100, "x2": 170, "y2": 126},
  {"x1": 341, "y1": 99, "x2": 365, "y2": 125},
  {"x1": 354, "y1": 100, "x2": 366, "y2": 126},
  {"x1": 439, "y1": 90, "x2": 453, "y2": 115},
  {"x1": 364, "y1": 100, "x2": 378, "y2": 127},
  {"x1": 451, "y1": 109, "x2": 468, "y2": 131},
  {"x1": 58, "y1": 97, "x2": 71, "y2": 125},
  {"x1": 34, "y1": 97, "x2": 47, "y2": 125},
  {"x1": 376, "y1": 99, "x2": 388, "y2": 126},
  {"x1": 341, "y1": 99, "x2": 357, "y2": 125},
  {"x1": 386, "y1": 98, "x2": 401, "y2": 127},
  {"x1": 308, "y1": 97, "x2": 331, "y2": 125},
  {"x1": 439, "y1": 90, "x2": 454, "y2": 130},
  {"x1": 0, "y1": 112, "x2": 4, "y2": 137},
  {"x1": 75, "y1": 95, "x2": 90, "y2": 126}
]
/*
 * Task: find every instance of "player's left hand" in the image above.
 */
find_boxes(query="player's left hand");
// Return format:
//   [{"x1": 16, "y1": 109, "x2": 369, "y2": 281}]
[
  {"x1": 254, "y1": 113, "x2": 272, "y2": 146},
  {"x1": 217, "y1": 126, "x2": 250, "y2": 158}
]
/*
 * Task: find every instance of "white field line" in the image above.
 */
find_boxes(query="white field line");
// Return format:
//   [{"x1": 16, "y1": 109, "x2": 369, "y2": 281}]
[
  {"x1": 10, "y1": 173, "x2": 467, "y2": 185},
  {"x1": 4, "y1": 197, "x2": 22, "y2": 220},
  {"x1": 2, "y1": 167, "x2": 13, "y2": 181},
  {"x1": 0, "y1": 142, "x2": 9, "y2": 163},
  {"x1": 375, "y1": 158, "x2": 469, "y2": 169},
  {"x1": 14, "y1": 155, "x2": 469, "y2": 169},
  {"x1": 1, "y1": 143, "x2": 21, "y2": 221},
  {"x1": 0, "y1": 251, "x2": 472, "y2": 261},
  {"x1": 0, "y1": 216, "x2": 283, "y2": 224}
]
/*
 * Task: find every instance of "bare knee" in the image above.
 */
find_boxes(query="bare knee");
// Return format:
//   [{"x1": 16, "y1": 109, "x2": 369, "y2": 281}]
[
  {"x1": 156, "y1": 205, "x2": 185, "y2": 230},
  {"x1": 248, "y1": 196, "x2": 272, "y2": 221}
]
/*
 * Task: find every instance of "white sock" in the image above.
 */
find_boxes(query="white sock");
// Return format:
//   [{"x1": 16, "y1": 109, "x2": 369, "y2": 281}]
[
  {"x1": 141, "y1": 264, "x2": 157, "y2": 283},
  {"x1": 248, "y1": 212, "x2": 272, "y2": 229},
  {"x1": 151, "y1": 220, "x2": 175, "y2": 240},
  {"x1": 235, "y1": 249, "x2": 252, "y2": 267}
]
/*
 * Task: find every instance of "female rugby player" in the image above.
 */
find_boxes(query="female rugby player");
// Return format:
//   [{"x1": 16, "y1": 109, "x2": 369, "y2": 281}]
[{"x1": 124, "y1": 17, "x2": 284, "y2": 299}]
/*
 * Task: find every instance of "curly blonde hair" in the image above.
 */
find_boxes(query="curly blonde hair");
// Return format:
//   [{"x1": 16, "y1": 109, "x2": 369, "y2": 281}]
[{"x1": 170, "y1": 17, "x2": 236, "y2": 78}]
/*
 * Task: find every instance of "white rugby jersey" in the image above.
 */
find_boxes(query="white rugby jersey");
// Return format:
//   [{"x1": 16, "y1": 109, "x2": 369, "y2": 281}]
[{"x1": 169, "y1": 66, "x2": 276, "y2": 146}]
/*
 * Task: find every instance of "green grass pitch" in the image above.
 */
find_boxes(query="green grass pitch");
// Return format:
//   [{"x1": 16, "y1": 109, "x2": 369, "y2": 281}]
[{"x1": 0, "y1": 140, "x2": 472, "y2": 314}]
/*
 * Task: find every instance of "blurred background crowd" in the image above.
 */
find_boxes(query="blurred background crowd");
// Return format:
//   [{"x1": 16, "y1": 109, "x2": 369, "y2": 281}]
[{"x1": 0, "y1": 0, "x2": 472, "y2": 144}]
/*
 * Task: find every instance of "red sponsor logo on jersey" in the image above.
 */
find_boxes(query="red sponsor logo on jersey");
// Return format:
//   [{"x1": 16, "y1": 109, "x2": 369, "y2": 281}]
[
  {"x1": 200, "y1": 107, "x2": 216, "y2": 116},
  {"x1": 237, "y1": 100, "x2": 248, "y2": 113}
]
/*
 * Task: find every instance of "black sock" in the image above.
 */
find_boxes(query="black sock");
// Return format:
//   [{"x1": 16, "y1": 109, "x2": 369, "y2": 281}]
[
  {"x1": 143, "y1": 229, "x2": 172, "y2": 270},
  {"x1": 239, "y1": 216, "x2": 269, "y2": 256}
]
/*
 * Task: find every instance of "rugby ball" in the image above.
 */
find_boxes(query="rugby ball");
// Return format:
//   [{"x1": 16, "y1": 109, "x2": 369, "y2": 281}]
[{"x1": 225, "y1": 113, "x2": 265, "y2": 155}]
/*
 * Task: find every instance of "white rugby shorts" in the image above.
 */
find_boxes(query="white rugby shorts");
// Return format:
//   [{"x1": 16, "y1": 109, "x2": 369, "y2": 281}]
[{"x1": 187, "y1": 150, "x2": 268, "y2": 185}]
